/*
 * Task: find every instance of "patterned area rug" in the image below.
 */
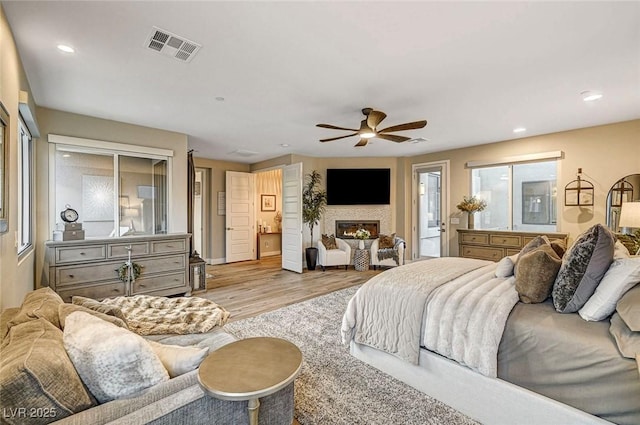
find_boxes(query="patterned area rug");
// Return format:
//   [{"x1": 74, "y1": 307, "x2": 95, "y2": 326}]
[{"x1": 224, "y1": 286, "x2": 478, "y2": 425}]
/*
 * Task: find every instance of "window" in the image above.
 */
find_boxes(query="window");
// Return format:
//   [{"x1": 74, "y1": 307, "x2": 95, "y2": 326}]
[
  {"x1": 471, "y1": 160, "x2": 557, "y2": 232},
  {"x1": 51, "y1": 135, "x2": 172, "y2": 238},
  {"x1": 18, "y1": 118, "x2": 32, "y2": 253}
]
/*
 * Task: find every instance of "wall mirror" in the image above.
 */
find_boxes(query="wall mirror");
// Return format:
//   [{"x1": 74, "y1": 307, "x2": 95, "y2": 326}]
[
  {"x1": 606, "y1": 173, "x2": 640, "y2": 230},
  {"x1": 0, "y1": 102, "x2": 9, "y2": 233}
]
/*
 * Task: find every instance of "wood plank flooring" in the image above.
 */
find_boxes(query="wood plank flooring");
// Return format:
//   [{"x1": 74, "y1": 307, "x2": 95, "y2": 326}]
[{"x1": 200, "y1": 256, "x2": 382, "y2": 322}]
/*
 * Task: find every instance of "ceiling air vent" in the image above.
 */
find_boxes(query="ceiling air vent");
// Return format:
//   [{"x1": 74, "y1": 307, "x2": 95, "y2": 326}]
[
  {"x1": 231, "y1": 150, "x2": 259, "y2": 157},
  {"x1": 145, "y1": 26, "x2": 201, "y2": 63}
]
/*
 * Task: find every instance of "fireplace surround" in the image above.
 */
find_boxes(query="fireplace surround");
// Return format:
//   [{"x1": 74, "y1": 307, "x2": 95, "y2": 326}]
[{"x1": 335, "y1": 220, "x2": 380, "y2": 239}]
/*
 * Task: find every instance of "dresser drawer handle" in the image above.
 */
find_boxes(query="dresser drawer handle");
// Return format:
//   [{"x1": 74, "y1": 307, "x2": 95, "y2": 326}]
[
  {"x1": 166, "y1": 245, "x2": 174, "y2": 248},
  {"x1": 80, "y1": 252, "x2": 86, "y2": 256},
  {"x1": 68, "y1": 274, "x2": 74, "y2": 278},
  {"x1": 471, "y1": 237, "x2": 476, "y2": 240},
  {"x1": 139, "y1": 284, "x2": 146, "y2": 288},
  {"x1": 502, "y1": 239, "x2": 507, "y2": 242},
  {"x1": 112, "y1": 288, "x2": 120, "y2": 293}
]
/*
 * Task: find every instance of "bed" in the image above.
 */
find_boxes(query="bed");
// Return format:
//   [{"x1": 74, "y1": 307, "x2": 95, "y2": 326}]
[{"x1": 341, "y1": 251, "x2": 640, "y2": 425}]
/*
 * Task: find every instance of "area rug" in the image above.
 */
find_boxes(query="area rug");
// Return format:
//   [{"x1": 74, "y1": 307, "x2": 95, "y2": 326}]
[{"x1": 224, "y1": 286, "x2": 479, "y2": 425}]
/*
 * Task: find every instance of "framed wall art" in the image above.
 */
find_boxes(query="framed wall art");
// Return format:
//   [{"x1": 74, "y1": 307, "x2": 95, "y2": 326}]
[{"x1": 261, "y1": 194, "x2": 276, "y2": 211}]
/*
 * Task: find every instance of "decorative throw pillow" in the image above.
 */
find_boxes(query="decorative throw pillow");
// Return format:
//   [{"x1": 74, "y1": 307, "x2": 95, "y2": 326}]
[
  {"x1": 617, "y1": 284, "x2": 640, "y2": 331},
  {"x1": 515, "y1": 245, "x2": 562, "y2": 303},
  {"x1": 8, "y1": 287, "x2": 64, "y2": 330},
  {"x1": 549, "y1": 239, "x2": 567, "y2": 259},
  {"x1": 609, "y1": 313, "x2": 640, "y2": 359},
  {"x1": 579, "y1": 258, "x2": 640, "y2": 321},
  {"x1": 495, "y1": 256, "x2": 515, "y2": 278},
  {"x1": 59, "y1": 304, "x2": 128, "y2": 330},
  {"x1": 71, "y1": 296, "x2": 127, "y2": 323},
  {"x1": 146, "y1": 340, "x2": 209, "y2": 378},
  {"x1": 614, "y1": 240, "x2": 631, "y2": 259},
  {"x1": 379, "y1": 233, "x2": 396, "y2": 249},
  {"x1": 321, "y1": 234, "x2": 338, "y2": 250},
  {"x1": 0, "y1": 319, "x2": 96, "y2": 423},
  {"x1": 63, "y1": 312, "x2": 169, "y2": 403},
  {"x1": 514, "y1": 235, "x2": 550, "y2": 274},
  {"x1": 552, "y1": 224, "x2": 615, "y2": 313}
]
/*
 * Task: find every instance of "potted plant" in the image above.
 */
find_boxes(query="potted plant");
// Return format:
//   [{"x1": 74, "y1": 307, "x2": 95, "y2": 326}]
[
  {"x1": 302, "y1": 170, "x2": 327, "y2": 270},
  {"x1": 456, "y1": 195, "x2": 487, "y2": 229}
]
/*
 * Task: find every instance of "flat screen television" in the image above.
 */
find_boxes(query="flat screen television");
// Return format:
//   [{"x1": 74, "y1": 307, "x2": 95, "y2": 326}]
[{"x1": 326, "y1": 168, "x2": 390, "y2": 205}]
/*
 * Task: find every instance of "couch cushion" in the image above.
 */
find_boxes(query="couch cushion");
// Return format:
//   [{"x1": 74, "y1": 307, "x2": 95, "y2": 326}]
[
  {"x1": 63, "y1": 311, "x2": 169, "y2": 403},
  {"x1": 553, "y1": 224, "x2": 615, "y2": 313},
  {"x1": 72, "y1": 295, "x2": 127, "y2": 322},
  {"x1": 515, "y1": 245, "x2": 562, "y2": 303},
  {"x1": 59, "y1": 303, "x2": 129, "y2": 330},
  {"x1": 579, "y1": 257, "x2": 640, "y2": 322},
  {"x1": 7, "y1": 287, "x2": 64, "y2": 330},
  {"x1": 0, "y1": 319, "x2": 96, "y2": 424},
  {"x1": 321, "y1": 234, "x2": 338, "y2": 250},
  {"x1": 378, "y1": 233, "x2": 396, "y2": 249},
  {"x1": 617, "y1": 284, "x2": 640, "y2": 331},
  {"x1": 147, "y1": 340, "x2": 208, "y2": 378}
]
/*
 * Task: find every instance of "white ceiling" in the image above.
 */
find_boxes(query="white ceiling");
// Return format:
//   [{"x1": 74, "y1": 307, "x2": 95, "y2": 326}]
[{"x1": 4, "y1": 1, "x2": 640, "y2": 164}]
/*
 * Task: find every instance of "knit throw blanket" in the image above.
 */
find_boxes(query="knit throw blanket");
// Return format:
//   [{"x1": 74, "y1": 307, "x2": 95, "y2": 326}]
[
  {"x1": 376, "y1": 239, "x2": 406, "y2": 265},
  {"x1": 101, "y1": 295, "x2": 230, "y2": 335}
]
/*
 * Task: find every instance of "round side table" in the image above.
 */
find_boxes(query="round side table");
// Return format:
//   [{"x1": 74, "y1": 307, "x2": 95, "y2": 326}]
[
  {"x1": 198, "y1": 337, "x2": 302, "y2": 425},
  {"x1": 354, "y1": 248, "x2": 370, "y2": 271}
]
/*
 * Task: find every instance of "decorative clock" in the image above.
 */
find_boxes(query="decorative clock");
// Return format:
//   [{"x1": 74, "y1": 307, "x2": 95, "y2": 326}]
[{"x1": 60, "y1": 204, "x2": 79, "y2": 223}]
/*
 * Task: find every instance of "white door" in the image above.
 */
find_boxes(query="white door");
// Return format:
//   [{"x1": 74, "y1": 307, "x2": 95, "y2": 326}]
[
  {"x1": 194, "y1": 170, "x2": 203, "y2": 256},
  {"x1": 225, "y1": 171, "x2": 256, "y2": 263},
  {"x1": 281, "y1": 163, "x2": 303, "y2": 273},
  {"x1": 413, "y1": 161, "x2": 449, "y2": 259}
]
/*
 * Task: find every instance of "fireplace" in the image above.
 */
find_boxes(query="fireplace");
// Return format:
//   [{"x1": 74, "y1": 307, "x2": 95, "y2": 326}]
[{"x1": 335, "y1": 220, "x2": 380, "y2": 239}]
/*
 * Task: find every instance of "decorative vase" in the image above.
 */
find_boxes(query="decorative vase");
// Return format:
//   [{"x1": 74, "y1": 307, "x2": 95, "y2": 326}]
[
  {"x1": 468, "y1": 213, "x2": 475, "y2": 230},
  {"x1": 358, "y1": 239, "x2": 365, "y2": 250},
  {"x1": 305, "y1": 247, "x2": 318, "y2": 271}
]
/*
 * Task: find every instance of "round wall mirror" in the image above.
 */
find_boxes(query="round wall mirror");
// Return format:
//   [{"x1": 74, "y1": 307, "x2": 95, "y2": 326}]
[{"x1": 606, "y1": 174, "x2": 640, "y2": 230}]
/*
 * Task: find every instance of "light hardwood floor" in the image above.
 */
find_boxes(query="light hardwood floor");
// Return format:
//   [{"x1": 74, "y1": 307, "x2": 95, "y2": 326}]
[{"x1": 200, "y1": 256, "x2": 382, "y2": 322}]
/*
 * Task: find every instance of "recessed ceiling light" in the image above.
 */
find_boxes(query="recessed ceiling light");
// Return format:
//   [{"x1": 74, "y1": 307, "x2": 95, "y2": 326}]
[
  {"x1": 215, "y1": 97, "x2": 225, "y2": 102},
  {"x1": 57, "y1": 44, "x2": 75, "y2": 53},
  {"x1": 513, "y1": 127, "x2": 526, "y2": 133},
  {"x1": 280, "y1": 143, "x2": 289, "y2": 147},
  {"x1": 581, "y1": 90, "x2": 603, "y2": 102}
]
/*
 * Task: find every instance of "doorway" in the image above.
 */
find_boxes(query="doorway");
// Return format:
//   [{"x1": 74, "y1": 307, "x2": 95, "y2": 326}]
[{"x1": 413, "y1": 161, "x2": 449, "y2": 258}]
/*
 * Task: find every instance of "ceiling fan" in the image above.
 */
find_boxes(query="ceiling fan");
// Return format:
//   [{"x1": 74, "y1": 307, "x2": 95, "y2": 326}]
[{"x1": 316, "y1": 107, "x2": 427, "y2": 147}]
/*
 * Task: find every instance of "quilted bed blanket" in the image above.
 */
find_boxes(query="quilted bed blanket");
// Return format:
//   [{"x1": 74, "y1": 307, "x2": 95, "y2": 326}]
[
  {"x1": 101, "y1": 295, "x2": 230, "y2": 335},
  {"x1": 341, "y1": 257, "x2": 519, "y2": 377}
]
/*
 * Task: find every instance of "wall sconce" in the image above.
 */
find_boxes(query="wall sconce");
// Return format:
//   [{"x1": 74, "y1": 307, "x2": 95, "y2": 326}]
[{"x1": 564, "y1": 168, "x2": 594, "y2": 206}]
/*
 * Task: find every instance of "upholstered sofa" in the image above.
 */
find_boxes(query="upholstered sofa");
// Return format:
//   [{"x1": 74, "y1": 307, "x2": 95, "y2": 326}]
[
  {"x1": 370, "y1": 235, "x2": 406, "y2": 269},
  {"x1": 0, "y1": 288, "x2": 294, "y2": 425}
]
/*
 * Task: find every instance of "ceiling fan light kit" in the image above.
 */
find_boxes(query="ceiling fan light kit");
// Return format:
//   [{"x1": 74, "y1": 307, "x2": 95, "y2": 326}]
[{"x1": 317, "y1": 107, "x2": 427, "y2": 147}]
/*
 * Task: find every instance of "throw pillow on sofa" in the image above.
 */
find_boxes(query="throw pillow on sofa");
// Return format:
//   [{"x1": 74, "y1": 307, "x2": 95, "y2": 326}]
[
  {"x1": 515, "y1": 245, "x2": 562, "y2": 303},
  {"x1": 59, "y1": 304, "x2": 129, "y2": 330},
  {"x1": 0, "y1": 319, "x2": 96, "y2": 424},
  {"x1": 7, "y1": 287, "x2": 64, "y2": 330},
  {"x1": 63, "y1": 312, "x2": 169, "y2": 403},
  {"x1": 146, "y1": 340, "x2": 209, "y2": 378},
  {"x1": 553, "y1": 224, "x2": 615, "y2": 313}
]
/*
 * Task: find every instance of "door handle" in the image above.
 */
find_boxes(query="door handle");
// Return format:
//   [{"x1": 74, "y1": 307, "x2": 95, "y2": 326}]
[{"x1": 226, "y1": 227, "x2": 234, "y2": 230}]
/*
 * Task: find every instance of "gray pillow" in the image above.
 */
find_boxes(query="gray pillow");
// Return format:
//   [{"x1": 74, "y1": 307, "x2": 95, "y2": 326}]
[
  {"x1": 552, "y1": 224, "x2": 615, "y2": 313},
  {"x1": 609, "y1": 312, "x2": 640, "y2": 359},
  {"x1": 617, "y1": 284, "x2": 640, "y2": 331},
  {"x1": 515, "y1": 245, "x2": 562, "y2": 303}
]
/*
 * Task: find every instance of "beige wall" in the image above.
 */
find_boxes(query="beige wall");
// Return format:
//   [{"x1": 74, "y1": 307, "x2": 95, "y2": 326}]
[
  {"x1": 0, "y1": 6, "x2": 37, "y2": 309},
  {"x1": 34, "y1": 107, "x2": 189, "y2": 288},
  {"x1": 405, "y1": 119, "x2": 640, "y2": 259}
]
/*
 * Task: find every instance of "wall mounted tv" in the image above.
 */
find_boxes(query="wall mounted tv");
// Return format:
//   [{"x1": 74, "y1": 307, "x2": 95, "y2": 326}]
[{"x1": 326, "y1": 168, "x2": 391, "y2": 205}]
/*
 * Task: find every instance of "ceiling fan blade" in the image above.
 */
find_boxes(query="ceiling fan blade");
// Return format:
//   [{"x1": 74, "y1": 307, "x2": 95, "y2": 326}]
[
  {"x1": 319, "y1": 132, "x2": 358, "y2": 142},
  {"x1": 378, "y1": 120, "x2": 427, "y2": 134},
  {"x1": 316, "y1": 123, "x2": 359, "y2": 132},
  {"x1": 355, "y1": 139, "x2": 368, "y2": 147},
  {"x1": 367, "y1": 110, "x2": 387, "y2": 129},
  {"x1": 376, "y1": 133, "x2": 412, "y2": 143}
]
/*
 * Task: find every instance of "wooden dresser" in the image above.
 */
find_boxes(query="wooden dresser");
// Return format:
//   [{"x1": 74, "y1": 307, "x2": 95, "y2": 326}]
[
  {"x1": 44, "y1": 233, "x2": 191, "y2": 302},
  {"x1": 457, "y1": 229, "x2": 568, "y2": 262}
]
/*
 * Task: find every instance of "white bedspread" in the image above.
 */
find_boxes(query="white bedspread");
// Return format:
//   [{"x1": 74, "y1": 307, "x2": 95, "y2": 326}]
[{"x1": 341, "y1": 257, "x2": 519, "y2": 377}]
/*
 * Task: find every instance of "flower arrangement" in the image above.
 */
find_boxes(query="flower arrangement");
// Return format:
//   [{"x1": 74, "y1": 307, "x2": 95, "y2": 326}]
[
  {"x1": 456, "y1": 195, "x2": 487, "y2": 213},
  {"x1": 355, "y1": 228, "x2": 371, "y2": 240}
]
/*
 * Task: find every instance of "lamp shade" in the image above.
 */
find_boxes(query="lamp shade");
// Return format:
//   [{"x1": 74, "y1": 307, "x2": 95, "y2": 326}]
[{"x1": 619, "y1": 201, "x2": 640, "y2": 229}]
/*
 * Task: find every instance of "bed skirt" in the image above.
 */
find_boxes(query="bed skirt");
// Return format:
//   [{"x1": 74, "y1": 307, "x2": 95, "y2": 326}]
[{"x1": 350, "y1": 342, "x2": 613, "y2": 425}]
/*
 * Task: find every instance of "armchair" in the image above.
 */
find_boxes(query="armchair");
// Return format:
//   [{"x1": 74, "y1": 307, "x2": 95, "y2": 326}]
[
  {"x1": 317, "y1": 237, "x2": 352, "y2": 271},
  {"x1": 370, "y1": 236, "x2": 406, "y2": 269}
]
